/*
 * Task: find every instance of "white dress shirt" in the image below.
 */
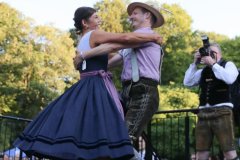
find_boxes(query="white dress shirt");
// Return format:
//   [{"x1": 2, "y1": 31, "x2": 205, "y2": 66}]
[{"x1": 183, "y1": 61, "x2": 239, "y2": 108}]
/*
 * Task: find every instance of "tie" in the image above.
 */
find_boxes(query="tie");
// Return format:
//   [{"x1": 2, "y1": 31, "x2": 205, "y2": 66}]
[{"x1": 131, "y1": 49, "x2": 139, "y2": 82}]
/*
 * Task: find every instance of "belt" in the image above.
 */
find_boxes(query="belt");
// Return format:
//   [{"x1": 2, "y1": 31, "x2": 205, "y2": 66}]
[
  {"x1": 200, "y1": 106, "x2": 232, "y2": 113},
  {"x1": 122, "y1": 77, "x2": 159, "y2": 87}
]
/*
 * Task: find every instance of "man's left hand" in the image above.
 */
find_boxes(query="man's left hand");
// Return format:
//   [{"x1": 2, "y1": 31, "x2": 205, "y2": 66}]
[{"x1": 201, "y1": 56, "x2": 216, "y2": 66}]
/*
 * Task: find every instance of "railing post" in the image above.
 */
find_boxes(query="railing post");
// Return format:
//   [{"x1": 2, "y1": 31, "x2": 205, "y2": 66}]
[
  {"x1": 145, "y1": 122, "x2": 152, "y2": 160},
  {"x1": 19, "y1": 150, "x2": 23, "y2": 160},
  {"x1": 185, "y1": 113, "x2": 190, "y2": 160}
]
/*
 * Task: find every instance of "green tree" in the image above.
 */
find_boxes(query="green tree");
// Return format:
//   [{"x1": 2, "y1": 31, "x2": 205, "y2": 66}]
[
  {"x1": 95, "y1": 0, "x2": 128, "y2": 33},
  {"x1": 155, "y1": 4, "x2": 195, "y2": 84},
  {"x1": 220, "y1": 36, "x2": 240, "y2": 67},
  {"x1": 153, "y1": 84, "x2": 199, "y2": 119},
  {"x1": 0, "y1": 3, "x2": 78, "y2": 118}
]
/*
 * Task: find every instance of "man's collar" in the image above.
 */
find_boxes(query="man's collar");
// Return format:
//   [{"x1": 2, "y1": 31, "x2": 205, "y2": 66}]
[{"x1": 217, "y1": 58, "x2": 224, "y2": 64}]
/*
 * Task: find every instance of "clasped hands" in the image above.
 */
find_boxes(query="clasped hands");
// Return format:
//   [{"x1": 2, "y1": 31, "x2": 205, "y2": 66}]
[{"x1": 194, "y1": 51, "x2": 216, "y2": 66}]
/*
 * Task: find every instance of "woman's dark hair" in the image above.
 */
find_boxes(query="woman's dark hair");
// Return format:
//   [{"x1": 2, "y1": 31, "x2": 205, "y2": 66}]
[{"x1": 73, "y1": 7, "x2": 96, "y2": 34}]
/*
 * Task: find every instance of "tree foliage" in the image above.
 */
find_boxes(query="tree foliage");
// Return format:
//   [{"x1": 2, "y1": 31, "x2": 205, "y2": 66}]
[
  {"x1": 157, "y1": 4, "x2": 198, "y2": 84},
  {"x1": 220, "y1": 36, "x2": 240, "y2": 67},
  {"x1": 94, "y1": 0, "x2": 129, "y2": 33},
  {"x1": 0, "y1": 3, "x2": 78, "y2": 118},
  {"x1": 153, "y1": 84, "x2": 199, "y2": 119},
  {"x1": 160, "y1": 85, "x2": 199, "y2": 110}
]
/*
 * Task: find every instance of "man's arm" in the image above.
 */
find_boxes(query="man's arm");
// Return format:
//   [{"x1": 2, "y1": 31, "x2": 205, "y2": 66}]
[
  {"x1": 212, "y1": 62, "x2": 239, "y2": 84},
  {"x1": 92, "y1": 30, "x2": 163, "y2": 46},
  {"x1": 83, "y1": 43, "x2": 125, "y2": 59},
  {"x1": 108, "y1": 53, "x2": 122, "y2": 69},
  {"x1": 183, "y1": 52, "x2": 202, "y2": 87},
  {"x1": 201, "y1": 54, "x2": 239, "y2": 84},
  {"x1": 73, "y1": 43, "x2": 125, "y2": 70},
  {"x1": 73, "y1": 43, "x2": 141, "y2": 70},
  {"x1": 183, "y1": 63, "x2": 202, "y2": 87}
]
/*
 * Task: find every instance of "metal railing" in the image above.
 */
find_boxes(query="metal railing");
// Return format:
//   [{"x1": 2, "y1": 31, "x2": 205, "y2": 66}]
[
  {"x1": 144, "y1": 108, "x2": 233, "y2": 160},
  {"x1": 146, "y1": 109, "x2": 199, "y2": 160},
  {"x1": 0, "y1": 115, "x2": 32, "y2": 160},
  {"x1": 0, "y1": 108, "x2": 231, "y2": 160}
]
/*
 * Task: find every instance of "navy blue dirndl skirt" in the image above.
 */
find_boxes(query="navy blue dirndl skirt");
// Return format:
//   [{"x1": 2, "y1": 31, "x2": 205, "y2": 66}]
[{"x1": 14, "y1": 73, "x2": 133, "y2": 160}]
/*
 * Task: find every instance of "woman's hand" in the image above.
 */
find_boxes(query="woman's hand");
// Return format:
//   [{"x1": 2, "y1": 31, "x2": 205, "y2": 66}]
[
  {"x1": 73, "y1": 50, "x2": 83, "y2": 70},
  {"x1": 154, "y1": 33, "x2": 163, "y2": 45}
]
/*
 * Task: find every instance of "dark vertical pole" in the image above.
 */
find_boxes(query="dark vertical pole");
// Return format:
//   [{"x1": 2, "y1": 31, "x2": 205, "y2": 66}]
[
  {"x1": 19, "y1": 150, "x2": 23, "y2": 160},
  {"x1": 145, "y1": 122, "x2": 152, "y2": 160},
  {"x1": 219, "y1": 148, "x2": 224, "y2": 160},
  {"x1": 185, "y1": 113, "x2": 190, "y2": 160}
]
